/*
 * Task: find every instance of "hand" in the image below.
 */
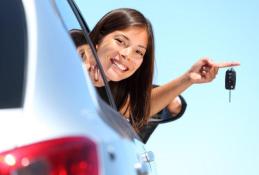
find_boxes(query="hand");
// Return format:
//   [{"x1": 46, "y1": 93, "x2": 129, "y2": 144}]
[
  {"x1": 78, "y1": 44, "x2": 106, "y2": 87},
  {"x1": 188, "y1": 57, "x2": 240, "y2": 84},
  {"x1": 88, "y1": 65, "x2": 105, "y2": 87}
]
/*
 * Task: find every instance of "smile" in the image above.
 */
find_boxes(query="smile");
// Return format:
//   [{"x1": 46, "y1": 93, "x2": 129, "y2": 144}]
[{"x1": 111, "y1": 58, "x2": 129, "y2": 72}]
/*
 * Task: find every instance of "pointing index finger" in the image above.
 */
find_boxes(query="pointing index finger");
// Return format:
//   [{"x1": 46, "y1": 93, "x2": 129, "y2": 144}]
[{"x1": 215, "y1": 61, "x2": 240, "y2": 68}]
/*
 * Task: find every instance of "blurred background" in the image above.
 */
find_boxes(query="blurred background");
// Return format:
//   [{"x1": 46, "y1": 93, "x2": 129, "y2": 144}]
[{"x1": 76, "y1": 0, "x2": 259, "y2": 174}]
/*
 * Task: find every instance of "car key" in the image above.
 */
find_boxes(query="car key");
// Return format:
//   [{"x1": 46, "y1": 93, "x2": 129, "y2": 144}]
[{"x1": 225, "y1": 68, "x2": 236, "y2": 102}]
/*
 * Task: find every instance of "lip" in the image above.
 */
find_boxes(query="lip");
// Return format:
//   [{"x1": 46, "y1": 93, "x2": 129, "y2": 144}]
[{"x1": 110, "y1": 58, "x2": 129, "y2": 72}]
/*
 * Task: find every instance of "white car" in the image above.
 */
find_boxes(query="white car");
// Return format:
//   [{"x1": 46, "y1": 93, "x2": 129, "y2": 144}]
[{"x1": 0, "y1": 0, "x2": 157, "y2": 175}]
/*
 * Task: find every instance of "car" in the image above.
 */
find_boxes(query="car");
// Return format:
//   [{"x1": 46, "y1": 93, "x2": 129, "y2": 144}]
[{"x1": 0, "y1": 0, "x2": 157, "y2": 175}]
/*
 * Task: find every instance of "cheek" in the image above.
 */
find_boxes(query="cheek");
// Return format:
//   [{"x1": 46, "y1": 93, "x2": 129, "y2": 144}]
[
  {"x1": 97, "y1": 42, "x2": 119, "y2": 60},
  {"x1": 131, "y1": 58, "x2": 144, "y2": 71}
]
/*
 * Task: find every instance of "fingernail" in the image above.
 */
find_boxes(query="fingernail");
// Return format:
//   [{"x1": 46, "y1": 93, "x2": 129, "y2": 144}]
[{"x1": 94, "y1": 68, "x2": 99, "y2": 81}]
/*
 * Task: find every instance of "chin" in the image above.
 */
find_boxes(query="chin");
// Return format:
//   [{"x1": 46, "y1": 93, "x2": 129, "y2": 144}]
[
  {"x1": 108, "y1": 76, "x2": 124, "y2": 82},
  {"x1": 106, "y1": 71, "x2": 128, "y2": 82},
  {"x1": 108, "y1": 74, "x2": 131, "y2": 82}
]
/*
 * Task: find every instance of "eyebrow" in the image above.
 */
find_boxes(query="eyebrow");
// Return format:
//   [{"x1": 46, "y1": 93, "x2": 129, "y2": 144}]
[
  {"x1": 115, "y1": 34, "x2": 147, "y2": 50},
  {"x1": 138, "y1": 45, "x2": 146, "y2": 50}
]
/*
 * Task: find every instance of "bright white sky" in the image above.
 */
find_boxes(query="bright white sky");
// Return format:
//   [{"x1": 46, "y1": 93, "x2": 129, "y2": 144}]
[{"x1": 76, "y1": 0, "x2": 259, "y2": 174}]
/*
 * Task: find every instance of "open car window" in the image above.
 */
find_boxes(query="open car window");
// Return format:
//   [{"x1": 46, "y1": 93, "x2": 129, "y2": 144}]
[{"x1": 54, "y1": 0, "x2": 116, "y2": 108}]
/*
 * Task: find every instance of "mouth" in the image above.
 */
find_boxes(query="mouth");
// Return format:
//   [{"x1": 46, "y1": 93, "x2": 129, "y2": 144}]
[{"x1": 111, "y1": 58, "x2": 129, "y2": 72}]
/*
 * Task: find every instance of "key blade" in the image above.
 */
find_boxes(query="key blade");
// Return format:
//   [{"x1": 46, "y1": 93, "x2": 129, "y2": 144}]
[{"x1": 231, "y1": 90, "x2": 233, "y2": 102}]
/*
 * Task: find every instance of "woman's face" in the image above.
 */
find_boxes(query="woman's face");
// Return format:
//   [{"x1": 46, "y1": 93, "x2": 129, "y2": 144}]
[{"x1": 96, "y1": 26, "x2": 148, "y2": 82}]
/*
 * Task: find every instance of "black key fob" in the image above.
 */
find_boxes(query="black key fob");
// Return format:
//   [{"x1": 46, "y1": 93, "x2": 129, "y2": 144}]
[{"x1": 225, "y1": 68, "x2": 236, "y2": 90}]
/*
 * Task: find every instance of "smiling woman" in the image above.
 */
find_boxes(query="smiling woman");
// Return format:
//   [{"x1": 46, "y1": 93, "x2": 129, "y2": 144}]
[
  {"x1": 70, "y1": 8, "x2": 240, "y2": 138},
  {"x1": 80, "y1": 8, "x2": 156, "y2": 132}
]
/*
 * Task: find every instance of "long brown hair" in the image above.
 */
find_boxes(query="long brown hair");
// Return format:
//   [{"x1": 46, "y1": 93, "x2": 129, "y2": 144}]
[{"x1": 90, "y1": 8, "x2": 155, "y2": 131}]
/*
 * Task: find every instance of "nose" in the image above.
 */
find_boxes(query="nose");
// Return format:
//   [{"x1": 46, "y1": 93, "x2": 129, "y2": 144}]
[{"x1": 119, "y1": 47, "x2": 131, "y2": 60}]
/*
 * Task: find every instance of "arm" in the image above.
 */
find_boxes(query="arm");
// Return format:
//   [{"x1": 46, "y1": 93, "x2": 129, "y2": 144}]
[
  {"x1": 151, "y1": 82, "x2": 190, "y2": 119},
  {"x1": 149, "y1": 58, "x2": 240, "y2": 117},
  {"x1": 152, "y1": 85, "x2": 183, "y2": 117},
  {"x1": 166, "y1": 96, "x2": 183, "y2": 117},
  {"x1": 150, "y1": 73, "x2": 192, "y2": 117}
]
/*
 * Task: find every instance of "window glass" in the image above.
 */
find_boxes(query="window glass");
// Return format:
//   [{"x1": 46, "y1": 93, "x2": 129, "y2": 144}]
[
  {"x1": 0, "y1": 0, "x2": 27, "y2": 108},
  {"x1": 54, "y1": 0, "x2": 83, "y2": 31},
  {"x1": 55, "y1": 0, "x2": 115, "y2": 107}
]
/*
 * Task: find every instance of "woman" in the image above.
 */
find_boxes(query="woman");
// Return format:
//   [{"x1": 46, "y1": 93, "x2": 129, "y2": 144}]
[{"x1": 71, "y1": 8, "x2": 239, "y2": 134}]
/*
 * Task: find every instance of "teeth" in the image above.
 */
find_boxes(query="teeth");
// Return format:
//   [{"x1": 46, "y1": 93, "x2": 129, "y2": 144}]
[{"x1": 113, "y1": 59, "x2": 127, "y2": 71}]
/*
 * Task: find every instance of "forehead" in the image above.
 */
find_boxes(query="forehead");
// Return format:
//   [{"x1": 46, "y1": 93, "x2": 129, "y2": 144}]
[{"x1": 107, "y1": 26, "x2": 148, "y2": 47}]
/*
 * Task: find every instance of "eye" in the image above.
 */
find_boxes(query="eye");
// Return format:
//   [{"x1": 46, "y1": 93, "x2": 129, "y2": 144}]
[
  {"x1": 136, "y1": 50, "x2": 144, "y2": 57},
  {"x1": 115, "y1": 38, "x2": 126, "y2": 46},
  {"x1": 80, "y1": 51, "x2": 85, "y2": 58},
  {"x1": 79, "y1": 50, "x2": 86, "y2": 61}
]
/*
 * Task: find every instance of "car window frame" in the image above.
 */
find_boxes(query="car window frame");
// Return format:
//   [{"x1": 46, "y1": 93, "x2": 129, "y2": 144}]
[{"x1": 66, "y1": 0, "x2": 117, "y2": 110}]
